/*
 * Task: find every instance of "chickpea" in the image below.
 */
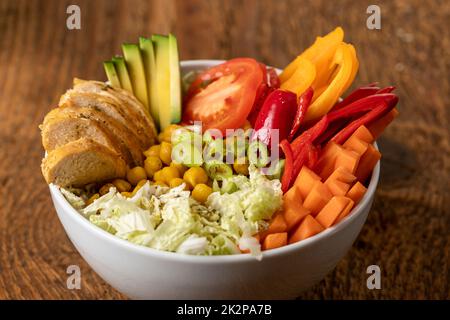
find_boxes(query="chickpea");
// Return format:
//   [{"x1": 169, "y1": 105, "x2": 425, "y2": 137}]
[
  {"x1": 153, "y1": 169, "x2": 164, "y2": 183},
  {"x1": 86, "y1": 193, "x2": 100, "y2": 205},
  {"x1": 144, "y1": 156, "x2": 163, "y2": 178},
  {"x1": 153, "y1": 180, "x2": 168, "y2": 187},
  {"x1": 233, "y1": 158, "x2": 249, "y2": 175},
  {"x1": 160, "y1": 166, "x2": 180, "y2": 184},
  {"x1": 157, "y1": 132, "x2": 171, "y2": 143},
  {"x1": 183, "y1": 167, "x2": 208, "y2": 188},
  {"x1": 144, "y1": 144, "x2": 161, "y2": 158},
  {"x1": 121, "y1": 191, "x2": 133, "y2": 198},
  {"x1": 169, "y1": 177, "x2": 185, "y2": 189},
  {"x1": 127, "y1": 166, "x2": 147, "y2": 185},
  {"x1": 170, "y1": 161, "x2": 187, "y2": 176},
  {"x1": 159, "y1": 141, "x2": 172, "y2": 165},
  {"x1": 132, "y1": 179, "x2": 148, "y2": 195},
  {"x1": 242, "y1": 120, "x2": 252, "y2": 131},
  {"x1": 192, "y1": 183, "x2": 213, "y2": 203},
  {"x1": 163, "y1": 124, "x2": 182, "y2": 139},
  {"x1": 99, "y1": 183, "x2": 115, "y2": 196},
  {"x1": 112, "y1": 179, "x2": 131, "y2": 192}
]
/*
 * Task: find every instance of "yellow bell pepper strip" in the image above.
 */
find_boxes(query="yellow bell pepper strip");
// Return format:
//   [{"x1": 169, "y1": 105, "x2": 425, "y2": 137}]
[
  {"x1": 305, "y1": 43, "x2": 353, "y2": 122},
  {"x1": 280, "y1": 27, "x2": 344, "y2": 83},
  {"x1": 342, "y1": 43, "x2": 359, "y2": 93},
  {"x1": 280, "y1": 57, "x2": 316, "y2": 96}
]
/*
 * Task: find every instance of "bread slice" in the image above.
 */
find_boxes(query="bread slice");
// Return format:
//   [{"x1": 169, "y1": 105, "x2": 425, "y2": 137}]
[
  {"x1": 71, "y1": 79, "x2": 157, "y2": 145},
  {"x1": 59, "y1": 90, "x2": 150, "y2": 150},
  {"x1": 41, "y1": 138, "x2": 127, "y2": 187},
  {"x1": 41, "y1": 115, "x2": 121, "y2": 156},
  {"x1": 44, "y1": 105, "x2": 144, "y2": 166}
]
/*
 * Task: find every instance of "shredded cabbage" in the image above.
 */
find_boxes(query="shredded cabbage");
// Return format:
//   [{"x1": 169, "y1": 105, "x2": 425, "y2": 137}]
[{"x1": 60, "y1": 166, "x2": 282, "y2": 258}]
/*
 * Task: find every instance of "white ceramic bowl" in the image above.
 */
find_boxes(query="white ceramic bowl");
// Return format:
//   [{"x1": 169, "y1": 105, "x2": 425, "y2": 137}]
[{"x1": 49, "y1": 60, "x2": 380, "y2": 299}]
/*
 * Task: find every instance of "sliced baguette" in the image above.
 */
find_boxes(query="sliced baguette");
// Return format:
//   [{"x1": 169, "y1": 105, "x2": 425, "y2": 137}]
[{"x1": 41, "y1": 138, "x2": 127, "y2": 187}]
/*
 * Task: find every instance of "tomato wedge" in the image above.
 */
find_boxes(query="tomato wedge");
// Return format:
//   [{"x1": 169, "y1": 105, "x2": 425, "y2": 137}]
[{"x1": 183, "y1": 58, "x2": 264, "y2": 133}]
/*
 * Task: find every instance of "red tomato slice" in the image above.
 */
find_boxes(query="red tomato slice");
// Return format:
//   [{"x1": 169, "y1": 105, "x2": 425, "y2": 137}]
[{"x1": 183, "y1": 58, "x2": 264, "y2": 133}]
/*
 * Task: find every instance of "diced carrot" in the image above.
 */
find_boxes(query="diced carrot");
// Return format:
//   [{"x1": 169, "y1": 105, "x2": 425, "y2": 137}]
[
  {"x1": 346, "y1": 181, "x2": 367, "y2": 205},
  {"x1": 282, "y1": 200, "x2": 310, "y2": 231},
  {"x1": 355, "y1": 144, "x2": 381, "y2": 182},
  {"x1": 315, "y1": 142, "x2": 344, "y2": 180},
  {"x1": 334, "y1": 148, "x2": 360, "y2": 174},
  {"x1": 302, "y1": 180, "x2": 332, "y2": 216},
  {"x1": 343, "y1": 135, "x2": 369, "y2": 156},
  {"x1": 283, "y1": 184, "x2": 303, "y2": 204},
  {"x1": 350, "y1": 125, "x2": 374, "y2": 144},
  {"x1": 262, "y1": 232, "x2": 288, "y2": 250},
  {"x1": 259, "y1": 213, "x2": 288, "y2": 241},
  {"x1": 326, "y1": 166, "x2": 356, "y2": 184},
  {"x1": 325, "y1": 178, "x2": 350, "y2": 196},
  {"x1": 293, "y1": 166, "x2": 321, "y2": 200},
  {"x1": 288, "y1": 215, "x2": 324, "y2": 244},
  {"x1": 334, "y1": 198, "x2": 355, "y2": 224},
  {"x1": 315, "y1": 196, "x2": 353, "y2": 228},
  {"x1": 367, "y1": 108, "x2": 399, "y2": 139}
]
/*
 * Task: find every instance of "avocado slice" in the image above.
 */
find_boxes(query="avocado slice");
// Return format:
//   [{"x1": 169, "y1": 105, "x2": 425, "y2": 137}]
[
  {"x1": 103, "y1": 60, "x2": 121, "y2": 88},
  {"x1": 122, "y1": 43, "x2": 149, "y2": 111},
  {"x1": 168, "y1": 33, "x2": 181, "y2": 124},
  {"x1": 152, "y1": 34, "x2": 171, "y2": 130},
  {"x1": 112, "y1": 56, "x2": 133, "y2": 93},
  {"x1": 152, "y1": 34, "x2": 182, "y2": 130},
  {"x1": 139, "y1": 37, "x2": 159, "y2": 126}
]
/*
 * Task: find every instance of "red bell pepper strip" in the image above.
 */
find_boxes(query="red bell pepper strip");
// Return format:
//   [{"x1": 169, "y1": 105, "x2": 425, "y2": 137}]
[
  {"x1": 331, "y1": 86, "x2": 380, "y2": 111},
  {"x1": 331, "y1": 98, "x2": 397, "y2": 145},
  {"x1": 267, "y1": 68, "x2": 280, "y2": 88},
  {"x1": 247, "y1": 83, "x2": 272, "y2": 126},
  {"x1": 279, "y1": 140, "x2": 294, "y2": 193},
  {"x1": 288, "y1": 87, "x2": 314, "y2": 141},
  {"x1": 291, "y1": 115, "x2": 330, "y2": 157},
  {"x1": 252, "y1": 89, "x2": 298, "y2": 146},
  {"x1": 328, "y1": 93, "x2": 398, "y2": 123}
]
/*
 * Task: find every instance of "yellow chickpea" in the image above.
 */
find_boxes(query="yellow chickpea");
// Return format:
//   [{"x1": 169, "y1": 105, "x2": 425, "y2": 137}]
[
  {"x1": 132, "y1": 179, "x2": 148, "y2": 195},
  {"x1": 112, "y1": 179, "x2": 131, "y2": 192},
  {"x1": 170, "y1": 161, "x2": 187, "y2": 176},
  {"x1": 153, "y1": 169, "x2": 164, "y2": 183},
  {"x1": 157, "y1": 132, "x2": 171, "y2": 143},
  {"x1": 242, "y1": 120, "x2": 252, "y2": 131},
  {"x1": 144, "y1": 156, "x2": 163, "y2": 178},
  {"x1": 163, "y1": 124, "x2": 182, "y2": 139},
  {"x1": 144, "y1": 144, "x2": 161, "y2": 158},
  {"x1": 86, "y1": 193, "x2": 100, "y2": 205},
  {"x1": 169, "y1": 177, "x2": 185, "y2": 188},
  {"x1": 233, "y1": 158, "x2": 249, "y2": 175},
  {"x1": 99, "y1": 183, "x2": 115, "y2": 195},
  {"x1": 121, "y1": 191, "x2": 133, "y2": 198},
  {"x1": 183, "y1": 167, "x2": 208, "y2": 188},
  {"x1": 127, "y1": 166, "x2": 147, "y2": 185},
  {"x1": 192, "y1": 183, "x2": 213, "y2": 203},
  {"x1": 159, "y1": 141, "x2": 172, "y2": 165},
  {"x1": 160, "y1": 166, "x2": 180, "y2": 184},
  {"x1": 153, "y1": 180, "x2": 168, "y2": 187}
]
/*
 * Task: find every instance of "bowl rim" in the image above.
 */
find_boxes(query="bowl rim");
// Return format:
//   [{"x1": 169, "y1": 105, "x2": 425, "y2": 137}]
[{"x1": 49, "y1": 59, "x2": 381, "y2": 264}]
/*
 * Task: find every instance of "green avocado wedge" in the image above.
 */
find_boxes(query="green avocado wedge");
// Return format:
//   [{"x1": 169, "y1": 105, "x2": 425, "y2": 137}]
[
  {"x1": 122, "y1": 43, "x2": 149, "y2": 111},
  {"x1": 139, "y1": 37, "x2": 159, "y2": 127},
  {"x1": 168, "y1": 34, "x2": 181, "y2": 125},
  {"x1": 152, "y1": 34, "x2": 182, "y2": 130},
  {"x1": 112, "y1": 56, "x2": 133, "y2": 93},
  {"x1": 103, "y1": 61, "x2": 121, "y2": 88}
]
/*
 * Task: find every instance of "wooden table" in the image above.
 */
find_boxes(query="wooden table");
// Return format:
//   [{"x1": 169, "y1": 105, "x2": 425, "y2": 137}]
[{"x1": 0, "y1": 0, "x2": 448, "y2": 299}]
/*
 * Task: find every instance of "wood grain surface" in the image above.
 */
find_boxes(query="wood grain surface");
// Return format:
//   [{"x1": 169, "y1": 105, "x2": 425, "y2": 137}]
[{"x1": 0, "y1": 0, "x2": 448, "y2": 300}]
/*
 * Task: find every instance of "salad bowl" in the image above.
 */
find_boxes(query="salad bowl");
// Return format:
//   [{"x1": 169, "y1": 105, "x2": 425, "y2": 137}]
[{"x1": 49, "y1": 60, "x2": 381, "y2": 300}]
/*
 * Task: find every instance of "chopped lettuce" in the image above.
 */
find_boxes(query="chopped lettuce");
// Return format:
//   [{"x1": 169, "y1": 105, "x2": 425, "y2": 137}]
[{"x1": 60, "y1": 166, "x2": 282, "y2": 258}]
